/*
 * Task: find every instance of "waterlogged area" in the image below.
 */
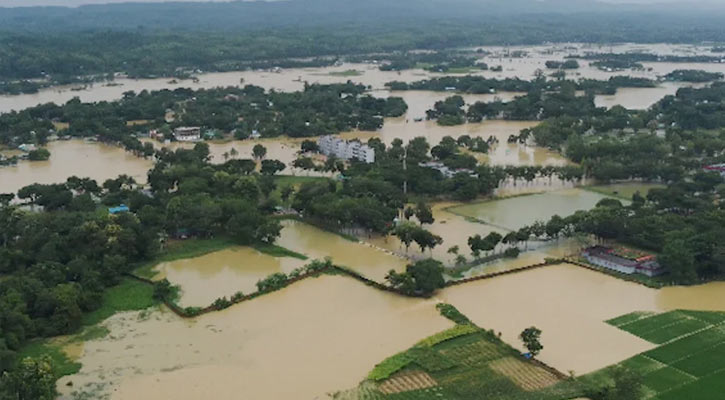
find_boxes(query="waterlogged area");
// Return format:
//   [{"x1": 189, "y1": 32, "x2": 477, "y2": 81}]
[
  {"x1": 2, "y1": 43, "x2": 722, "y2": 115},
  {"x1": 450, "y1": 188, "x2": 620, "y2": 230},
  {"x1": 276, "y1": 220, "x2": 408, "y2": 282},
  {"x1": 58, "y1": 276, "x2": 452, "y2": 400},
  {"x1": 441, "y1": 263, "x2": 725, "y2": 375},
  {"x1": 0, "y1": 140, "x2": 152, "y2": 195},
  {"x1": 152, "y1": 247, "x2": 306, "y2": 308}
]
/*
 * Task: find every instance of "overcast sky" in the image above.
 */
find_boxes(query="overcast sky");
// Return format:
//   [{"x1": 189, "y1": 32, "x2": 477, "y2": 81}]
[{"x1": 0, "y1": 0, "x2": 713, "y2": 7}]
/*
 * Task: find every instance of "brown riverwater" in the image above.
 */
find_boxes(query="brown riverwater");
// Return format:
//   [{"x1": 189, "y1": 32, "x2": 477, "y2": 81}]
[
  {"x1": 0, "y1": 140, "x2": 152, "y2": 195},
  {"x1": 152, "y1": 247, "x2": 307, "y2": 308},
  {"x1": 440, "y1": 263, "x2": 725, "y2": 375},
  {"x1": 57, "y1": 275, "x2": 452, "y2": 400},
  {"x1": 450, "y1": 188, "x2": 618, "y2": 231}
]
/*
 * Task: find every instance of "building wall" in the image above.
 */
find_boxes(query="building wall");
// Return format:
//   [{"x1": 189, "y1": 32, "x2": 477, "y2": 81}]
[
  {"x1": 584, "y1": 254, "x2": 637, "y2": 275},
  {"x1": 317, "y1": 135, "x2": 375, "y2": 163}
]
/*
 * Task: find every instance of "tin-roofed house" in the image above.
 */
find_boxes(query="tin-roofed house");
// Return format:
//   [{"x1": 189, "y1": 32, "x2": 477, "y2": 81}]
[{"x1": 582, "y1": 246, "x2": 665, "y2": 277}]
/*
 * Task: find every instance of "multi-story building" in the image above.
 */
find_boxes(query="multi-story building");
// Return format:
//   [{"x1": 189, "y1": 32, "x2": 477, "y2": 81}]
[
  {"x1": 173, "y1": 127, "x2": 202, "y2": 142},
  {"x1": 317, "y1": 135, "x2": 375, "y2": 163}
]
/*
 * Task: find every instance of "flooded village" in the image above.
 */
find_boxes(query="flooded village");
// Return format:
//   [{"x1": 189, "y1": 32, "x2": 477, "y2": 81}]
[{"x1": 2, "y1": 35, "x2": 725, "y2": 400}]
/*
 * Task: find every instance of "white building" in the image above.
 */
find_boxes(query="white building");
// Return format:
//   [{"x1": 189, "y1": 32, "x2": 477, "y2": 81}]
[
  {"x1": 318, "y1": 135, "x2": 375, "y2": 163},
  {"x1": 419, "y1": 161, "x2": 478, "y2": 179},
  {"x1": 173, "y1": 127, "x2": 202, "y2": 142}
]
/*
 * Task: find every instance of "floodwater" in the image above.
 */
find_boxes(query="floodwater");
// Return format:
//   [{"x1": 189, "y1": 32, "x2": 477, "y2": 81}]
[
  {"x1": 3, "y1": 43, "x2": 722, "y2": 115},
  {"x1": 152, "y1": 247, "x2": 306, "y2": 308},
  {"x1": 440, "y1": 263, "x2": 725, "y2": 375},
  {"x1": 366, "y1": 202, "x2": 504, "y2": 265},
  {"x1": 275, "y1": 220, "x2": 408, "y2": 282},
  {"x1": 57, "y1": 275, "x2": 452, "y2": 400},
  {"x1": 0, "y1": 140, "x2": 152, "y2": 195},
  {"x1": 450, "y1": 188, "x2": 618, "y2": 231}
]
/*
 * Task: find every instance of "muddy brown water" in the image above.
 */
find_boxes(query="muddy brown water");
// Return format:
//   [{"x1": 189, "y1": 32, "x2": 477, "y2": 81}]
[
  {"x1": 57, "y1": 275, "x2": 453, "y2": 400},
  {"x1": 0, "y1": 140, "x2": 152, "y2": 195},
  {"x1": 440, "y1": 263, "x2": 725, "y2": 375},
  {"x1": 152, "y1": 247, "x2": 307, "y2": 308},
  {"x1": 450, "y1": 189, "x2": 621, "y2": 231}
]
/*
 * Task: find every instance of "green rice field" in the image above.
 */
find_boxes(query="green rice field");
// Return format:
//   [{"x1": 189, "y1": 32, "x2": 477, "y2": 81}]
[{"x1": 600, "y1": 310, "x2": 725, "y2": 399}]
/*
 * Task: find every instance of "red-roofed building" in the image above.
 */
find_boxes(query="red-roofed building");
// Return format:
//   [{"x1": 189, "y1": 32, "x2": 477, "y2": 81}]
[{"x1": 582, "y1": 246, "x2": 665, "y2": 277}]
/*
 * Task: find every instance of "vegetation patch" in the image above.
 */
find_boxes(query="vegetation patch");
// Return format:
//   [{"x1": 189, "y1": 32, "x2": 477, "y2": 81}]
[
  {"x1": 252, "y1": 242, "x2": 308, "y2": 260},
  {"x1": 488, "y1": 357, "x2": 560, "y2": 391},
  {"x1": 606, "y1": 311, "x2": 657, "y2": 327},
  {"x1": 378, "y1": 370, "x2": 437, "y2": 394},
  {"x1": 81, "y1": 278, "x2": 157, "y2": 326},
  {"x1": 134, "y1": 236, "x2": 237, "y2": 279},
  {"x1": 589, "y1": 310, "x2": 725, "y2": 399},
  {"x1": 415, "y1": 324, "x2": 478, "y2": 348},
  {"x1": 15, "y1": 341, "x2": 81, "y2": 379}
]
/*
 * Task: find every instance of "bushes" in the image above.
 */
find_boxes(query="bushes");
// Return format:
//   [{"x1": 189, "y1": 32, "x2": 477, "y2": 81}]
[
  {"x1": 436, "y1": 303, "x2": 471, "y2": 325},
  {"x1": 503, "y1": 247, "x2": 521, "y2": 258},
  {"x1": 212, "y1": 297, "x2": 232, "y2": 310},
  {"x1": 255, "y1": 272, "x2": 289, "y2": 293},
  {"x1": 416, "y1": 324, "x2": 479, "y2": 348},
  {"x1": 367, "y1": 352, "x2": 413, "y2": 381}
]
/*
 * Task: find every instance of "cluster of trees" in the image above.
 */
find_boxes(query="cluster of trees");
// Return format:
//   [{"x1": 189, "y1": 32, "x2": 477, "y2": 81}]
[
  {"x1": 0, "y1": 82, "x2": 408, "y2": 147},
  {"x1": 591, "y1": 59, "x2": 645, "y2": 71},
  {"x1": 5, "y1": 0, "x2": 725, "y2": 85},
  {"x1": 545, "y1": 60, "x2": 579, "y2": 70},
  {"x1": 532, "y1": 177, "x2": 725, "y2": 283},
  {"x1": 0, "y1": 142, "x2": 293, "y2": 377},
  {"x1": 372, "y1": 51, "x2": 484, "y2": 73},
  {"x1": 426, "y1": 95, "x2": 466, "y2": 125},
  {"x1": 574, "y1": 52, "x2": 722, "y2": 64},
  {"x1": 388, "y1": 76, "x2": 656, "y2": 96},
  {"x1": 385, "y1": 259, "x2": 445, "y2": 296},
  {"x1": 664, "y1": 69, "x2": 724, "y2": 83}
]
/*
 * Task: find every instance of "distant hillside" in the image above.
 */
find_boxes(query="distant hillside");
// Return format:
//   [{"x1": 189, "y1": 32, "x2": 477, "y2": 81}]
[{"x1": 0, "y1": 0, "x2": 723, "y2": 32}]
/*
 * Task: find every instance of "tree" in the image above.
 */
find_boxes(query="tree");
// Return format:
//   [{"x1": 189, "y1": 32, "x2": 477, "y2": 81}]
[
  {"x1": 386, "y1": 259, "x2": 445, "y2": 295},
  {"x1": 301, "y1": 140, "x2": 319, "y2": 153},
  {"x1": 659, "y1": 238, "x2": 697, "y2": 283},
  {"x1": 27, "y1": 148, "x2": 51, "y2": 161},
  {"x1": 415, "y1": 202, "x2": 434, "y2": 225},
  {"x1": 260, "y1": 159, "x2": 286, "y2": 175},
  {"x1": 519, "y1": 327, "x2": 543, "y2": 356},
  {"x1": 0, "y1": 356, "x2": 56, "y2": 400},
  {"x1": 586, "y1": 366, "x2": 643, "y2": 400},
  {"x1": 280, "y1": 185, "x2": 294, "y2": 203},
  {"x1": 252, "y1": 144, "x2": 267, "y2": 160},
  {"x1": 392, "y1": 221, "x2": 418, "y2": 253}
]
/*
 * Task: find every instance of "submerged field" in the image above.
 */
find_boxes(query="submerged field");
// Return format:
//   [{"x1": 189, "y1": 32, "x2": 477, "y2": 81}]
[
  {"x1": 276, "y1": 219, "x2": 408, "y2": 282},
  {"x1": 449, "y1": 189, "x2": 620, "y2": 231},
  {"x1": 57, "y1": 275, "x2": 452, "y2": 400}
]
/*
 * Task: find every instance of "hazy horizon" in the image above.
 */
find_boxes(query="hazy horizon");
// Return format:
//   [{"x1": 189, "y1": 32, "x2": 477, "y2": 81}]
[{"x1": 0, "y1": 0, "x2": 719, "y2": 8}]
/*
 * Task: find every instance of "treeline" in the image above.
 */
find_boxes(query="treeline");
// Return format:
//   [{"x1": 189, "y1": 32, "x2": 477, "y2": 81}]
[
  {"x1": 371, "y1": 51, "x2": 485, "y2": 73},
  {"x1": 3, "y1": 0, "x2": 725, "y2": 83},
  {"x1": 0, "y1": 82, "x2": 408, "y2": 146},
  {"x1": 386, "y1": 76, "x2": 656, "y2": 95},
  {"x1": 533, "y1": 177, "x2": 725, "y2": 283},
  {"x1": 664, "y1": 69, "x2": 724, "y2": 83},
  {"x1": 0, "y1": 143, "x2": 293, "y2": 376},
  {"x1": 574, "y1": 52, "x2": 723, "y2": 64}
]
